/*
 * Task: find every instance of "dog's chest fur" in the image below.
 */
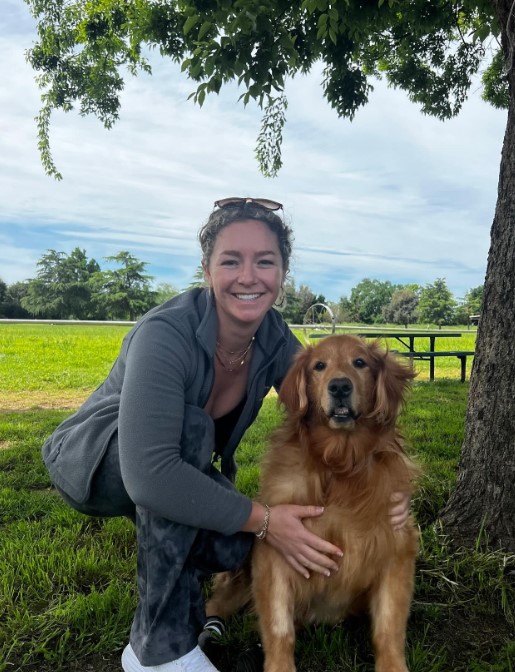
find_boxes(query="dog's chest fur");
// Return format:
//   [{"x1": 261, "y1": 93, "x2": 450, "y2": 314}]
[{"x1": 257, "y1": 427, "x2": 417, "y2": 623}]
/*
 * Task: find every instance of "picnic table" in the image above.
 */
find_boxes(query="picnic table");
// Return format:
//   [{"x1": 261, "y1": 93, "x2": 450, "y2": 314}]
[
  {"x1": 356, "y1": 331, "x2": 461, "y2": 353},
  {"x1": 308, "y1": 330, "x2": 474, "y2": 382},
  {"x1": 356, "y1": 331, "x2": 471, "y2": 382}
]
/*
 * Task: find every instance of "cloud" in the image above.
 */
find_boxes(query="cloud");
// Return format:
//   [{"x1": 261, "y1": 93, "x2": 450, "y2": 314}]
[{"x1": 0, "y1": 1, "x2": 507, "y2": 301}]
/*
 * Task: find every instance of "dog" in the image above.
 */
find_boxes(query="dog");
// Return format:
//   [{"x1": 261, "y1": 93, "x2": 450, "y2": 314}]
[{"x1": 206, "y1": 335, "x2": 420, "y2": 672}]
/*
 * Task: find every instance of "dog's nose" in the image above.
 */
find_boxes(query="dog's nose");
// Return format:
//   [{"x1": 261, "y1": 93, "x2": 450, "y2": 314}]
[{"x1": 328, "y1": 378, "x2": 353, "y2": 400}]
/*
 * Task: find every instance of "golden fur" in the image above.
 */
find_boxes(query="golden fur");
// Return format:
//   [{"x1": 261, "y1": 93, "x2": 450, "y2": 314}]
[{"x1": 207, "y1": 335, "x2": 420, "y2": 672}]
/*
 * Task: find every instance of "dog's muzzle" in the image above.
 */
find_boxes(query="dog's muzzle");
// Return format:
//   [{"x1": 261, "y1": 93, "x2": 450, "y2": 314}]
[{"x1": 327, "y1": 377, "x2": 357, "y2": 424}]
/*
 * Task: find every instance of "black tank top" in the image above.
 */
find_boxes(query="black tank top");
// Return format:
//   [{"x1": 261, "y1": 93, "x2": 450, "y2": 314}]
[{"x1": 213, "y1": 396, "x2": 247, "y2": 457}]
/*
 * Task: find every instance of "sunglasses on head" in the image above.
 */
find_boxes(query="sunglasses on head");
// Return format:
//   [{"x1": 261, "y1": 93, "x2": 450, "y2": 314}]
[{"x1": 214, "y1": 197, "x2": 283, "y2": 211}]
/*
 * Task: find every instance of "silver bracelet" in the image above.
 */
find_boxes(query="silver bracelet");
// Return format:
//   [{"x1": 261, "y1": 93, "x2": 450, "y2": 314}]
[{"x1": 255, "y1": 504, "x2": 271, "y2": 540}]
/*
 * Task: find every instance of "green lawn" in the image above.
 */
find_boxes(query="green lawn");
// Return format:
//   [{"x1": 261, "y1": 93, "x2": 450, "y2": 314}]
[{"x1": 1, "y1": 324, "x2": 513, "y2": 672}]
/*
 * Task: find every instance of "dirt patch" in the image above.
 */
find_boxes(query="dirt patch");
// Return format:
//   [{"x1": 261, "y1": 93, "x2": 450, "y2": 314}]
[
  {"x1": 1, "y1": 390, "x2": 90, "y2": 412},
  {"x1": 1, "y1": 389, "x2": 277, "y2": 413},
  {"x1": 0, "y1": 440, "x2": 10, "y2": 450}
]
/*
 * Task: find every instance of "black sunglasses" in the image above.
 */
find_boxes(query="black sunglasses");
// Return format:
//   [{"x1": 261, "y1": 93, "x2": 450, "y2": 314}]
[{"x1": 214, "y1": 197, "x2": 283, "y2": 211}]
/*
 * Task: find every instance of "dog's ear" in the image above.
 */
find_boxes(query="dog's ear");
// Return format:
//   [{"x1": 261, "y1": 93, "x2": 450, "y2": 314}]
[
  {"x1": 278, "y1": 347, "x2": 311, "y2": 418},
  {"x1": 368, "y1": 342, "x2": 416, "y2": 425}
]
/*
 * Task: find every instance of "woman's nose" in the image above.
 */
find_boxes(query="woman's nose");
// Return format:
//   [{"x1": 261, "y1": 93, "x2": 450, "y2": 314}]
[{"x1": 238, "y1": 261, "x2": 257, "y2": 285}]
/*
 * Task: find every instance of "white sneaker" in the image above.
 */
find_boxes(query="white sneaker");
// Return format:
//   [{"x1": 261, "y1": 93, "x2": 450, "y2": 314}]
[{"x1": 121, "y1": 643, "x2": 221, "y2": 672}]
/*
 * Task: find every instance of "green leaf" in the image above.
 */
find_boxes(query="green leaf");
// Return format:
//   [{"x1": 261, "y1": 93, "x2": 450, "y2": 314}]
[
  {"x1": 328, "y1": 7, "x2": 338, "y2": 23},
  {"x1": 183, "y1": 14, "x2": 199, "y2": 36},
  {"x1": 301, "y1": 0, "x2": 317, "y2": 12},
  {"x1": 198, "y1": 21, "x2": 212, "y2": 41}
]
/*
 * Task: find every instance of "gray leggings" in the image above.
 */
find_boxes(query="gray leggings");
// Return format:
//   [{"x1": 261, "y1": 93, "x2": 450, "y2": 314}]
[{"x1": 54, "y1": 434, "x2": 253, "y2": 666}]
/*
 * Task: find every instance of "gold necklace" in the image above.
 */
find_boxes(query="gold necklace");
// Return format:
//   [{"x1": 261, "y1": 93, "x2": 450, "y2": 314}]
[{"x1": 215, "y1": 337, "x2": 255, "y2": 372}]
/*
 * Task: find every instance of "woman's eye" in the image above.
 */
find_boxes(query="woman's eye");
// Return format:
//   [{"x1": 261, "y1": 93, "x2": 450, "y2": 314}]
[
  {"x1": 353, "y1": 358, "x2": 367, "y2": 369},
  {"x1": 314, "y1": 361, "x2": 326, "y2": 371},
  {"x1": 258, "y1": 259, "x2": 274, "y2": 267},
  {"x1": 221, "y1": 260, "x2": 237, "y2": 266}
]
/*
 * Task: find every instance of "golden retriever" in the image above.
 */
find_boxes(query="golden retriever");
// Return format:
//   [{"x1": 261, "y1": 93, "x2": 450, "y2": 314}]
[{"x1": 206, "y1": 335, "x2": 420, "y2": 672}]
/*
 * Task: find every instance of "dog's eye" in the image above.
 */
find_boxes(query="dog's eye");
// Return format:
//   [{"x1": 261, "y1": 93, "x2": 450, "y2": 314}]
[
  {"x1": 313, "y1": 361, "x2": 326, "y2": 371},
  {"x1": 353, "y1": 358, "x2": 367, "y2": 369}
]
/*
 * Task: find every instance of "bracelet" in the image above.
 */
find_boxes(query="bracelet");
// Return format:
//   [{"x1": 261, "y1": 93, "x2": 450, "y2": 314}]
[{"x1": 255, "y1": 504, "x2": 271, "y2": 540}]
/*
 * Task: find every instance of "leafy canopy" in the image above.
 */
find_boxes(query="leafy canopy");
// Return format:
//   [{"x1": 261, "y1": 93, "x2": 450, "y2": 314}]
[{"x1": 25, "y1": 0, "x2": 502, "y2": 179}]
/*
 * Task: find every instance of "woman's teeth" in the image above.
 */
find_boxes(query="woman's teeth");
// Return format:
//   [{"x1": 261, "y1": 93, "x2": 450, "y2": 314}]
[{"x1": 235, "y1": 294, "x2": 260, "y2": 300}]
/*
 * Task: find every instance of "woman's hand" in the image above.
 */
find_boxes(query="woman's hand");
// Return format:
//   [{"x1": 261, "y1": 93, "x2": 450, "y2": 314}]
[
  {"x1": 246, "y1": 494, "x2": 410, "y2": 580},
  {"x1": 262, "y1": 504, "x2": 343, "y2": 579},
  {"x1": 389, "y1": 492, "x2": 411, "y2": 530}
]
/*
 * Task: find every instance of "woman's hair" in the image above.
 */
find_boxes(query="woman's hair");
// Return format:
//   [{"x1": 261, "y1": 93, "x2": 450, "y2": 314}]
[{"x1": 198, "y1": 202, "x2": 294, "y2": 273}]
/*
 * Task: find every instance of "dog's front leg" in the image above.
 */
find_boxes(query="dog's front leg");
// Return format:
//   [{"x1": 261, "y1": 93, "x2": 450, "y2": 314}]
[
  {"x1": 252, "y1": 549, "x2": 297, "y2": 672},
  {"x1": 369, "y1": 544, "x2": 417, "y2": 672}
]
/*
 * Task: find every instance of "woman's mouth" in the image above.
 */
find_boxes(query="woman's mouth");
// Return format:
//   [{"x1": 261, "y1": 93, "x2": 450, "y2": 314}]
[{"x1": 234, "y1": 293, "x2": 262, "y2": 301}]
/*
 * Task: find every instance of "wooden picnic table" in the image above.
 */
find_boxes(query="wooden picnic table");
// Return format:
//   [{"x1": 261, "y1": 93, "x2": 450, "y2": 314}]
[
  {"x1": 355, "y1": 331, "x2": 462, "y2": 353},
  {"x1": 357, "y1": 331, "x2": 471, "y2": 382}
]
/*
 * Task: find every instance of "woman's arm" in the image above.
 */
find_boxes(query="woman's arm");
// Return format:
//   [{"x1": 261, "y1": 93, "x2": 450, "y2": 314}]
[{"x1": 118, "y1": 317, "x2": 252, "y2": 535}]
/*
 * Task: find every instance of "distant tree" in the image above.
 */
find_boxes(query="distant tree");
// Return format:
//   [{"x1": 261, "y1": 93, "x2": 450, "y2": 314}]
[
  {"x1": 334, "y1": 296, "x2": 353, "y2": 324},
  {"x1": 382, "y1": 288, "x2": 419, "y2": 328},
  {"x1": 154, "y1": 282, "x2": 180, "y2": 305},
  {"x1": 1, "y1": 282, "x2": 31, "y2": 318},
  {"x1": 21, "y1": 250, "x2": 63, "y2": 318},
  {"x1": 186, "y1": 266, "x2": 207, "y2": 290},
  {"x1": 21, "y1": 248, "x2": 100, "y2": 318},
  {"x1": 282, "y1": 278, "x2": 302, "y2": 323},
  {"x1": 0, "y1": 278, "x2": 6, "y2": 305},
  {"x1": 417, "y1": 278, "x2": 456, "y2": 327},
  {"x1": 349, "y1": 279, "x2": 398, "y2": 324},
  {"x1": 282, "y1": 279, "x2": 325, "y2": 324},
  {"x1": 92, "y1": 251, "x2": 156, "y2": 320},
  {"x1": 463, "y1": 285, "x2": 484, "y2": 316},
  {"x1": 454, "y1": 285, "x2": 484, "y2": 325},
  {"x1": 299, "y1": 285, "x2": 326, "y2": 320}
]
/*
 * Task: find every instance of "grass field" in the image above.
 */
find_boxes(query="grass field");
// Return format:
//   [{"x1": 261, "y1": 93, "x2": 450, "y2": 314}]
[
  {"x1": 0, "y1": 324, "x2": 477, "y2": 410},
  {"x1": 1, "y1": 324, "x2": 514, "y2": 672}
]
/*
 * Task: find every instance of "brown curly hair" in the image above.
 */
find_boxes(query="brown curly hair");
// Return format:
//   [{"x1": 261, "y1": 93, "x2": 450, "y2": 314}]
[{"x1": 198, "y1": 201, "x2": 294, "y2": 273}]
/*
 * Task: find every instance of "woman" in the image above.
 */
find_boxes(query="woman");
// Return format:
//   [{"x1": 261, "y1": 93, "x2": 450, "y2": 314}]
[{"x1": 42, "y1": 197, "x2": 409, "y2": 672}]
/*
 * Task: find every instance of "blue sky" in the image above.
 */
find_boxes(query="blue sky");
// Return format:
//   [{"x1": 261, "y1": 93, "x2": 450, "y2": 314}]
[{"x1": 0, "y1": 0, "x2": 507, "y2": 302}]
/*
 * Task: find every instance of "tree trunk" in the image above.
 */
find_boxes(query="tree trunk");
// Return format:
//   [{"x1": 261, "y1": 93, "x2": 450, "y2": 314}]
[{"x1": 440, "y1": 0, "x2": 515, "y2": 551}]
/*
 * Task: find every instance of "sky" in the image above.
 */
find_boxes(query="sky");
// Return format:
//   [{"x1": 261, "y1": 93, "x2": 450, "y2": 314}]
[{"x1": 0, "y1": 1, "x2": 508, "y2": 303}]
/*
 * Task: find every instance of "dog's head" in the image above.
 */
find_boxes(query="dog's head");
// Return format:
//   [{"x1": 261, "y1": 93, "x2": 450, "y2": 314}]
[{"x1": 279, "y1": 335, "x2": 415, "y2": 430}]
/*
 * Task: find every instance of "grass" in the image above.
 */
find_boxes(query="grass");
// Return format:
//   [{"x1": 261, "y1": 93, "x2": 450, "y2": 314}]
[
  {"x1": 0, "y1": 324, "x2": 129, "y2": 409},
  {"x1": 1, "y1": 324, "x2": 513, "y2": 672}
]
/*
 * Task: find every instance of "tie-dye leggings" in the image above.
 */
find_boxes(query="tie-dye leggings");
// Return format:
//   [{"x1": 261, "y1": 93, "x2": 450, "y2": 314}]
[{"x1": 129, "y1": 507, "x2": 252, "y2": 666}]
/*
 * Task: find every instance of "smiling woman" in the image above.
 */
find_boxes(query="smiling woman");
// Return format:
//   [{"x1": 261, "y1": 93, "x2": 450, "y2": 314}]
[{"x1": 38, "y1": 198, "x2": 300, "y2": 672}]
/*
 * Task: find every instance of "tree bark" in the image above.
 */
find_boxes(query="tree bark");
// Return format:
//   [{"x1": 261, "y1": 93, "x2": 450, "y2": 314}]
[{"x1": 440, "y1": 0, "x2": 515, "y2": 551}]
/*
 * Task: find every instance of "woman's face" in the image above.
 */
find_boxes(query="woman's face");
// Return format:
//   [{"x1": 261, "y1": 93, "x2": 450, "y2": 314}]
[{"x1": 205, "y1": 219, "x2": 284, "y2": 332}]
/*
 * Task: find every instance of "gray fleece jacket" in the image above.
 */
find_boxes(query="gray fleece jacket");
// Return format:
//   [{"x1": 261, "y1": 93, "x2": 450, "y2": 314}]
[{"x1": 42, "y1": 288, "x2": 301, "y2": 536}]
